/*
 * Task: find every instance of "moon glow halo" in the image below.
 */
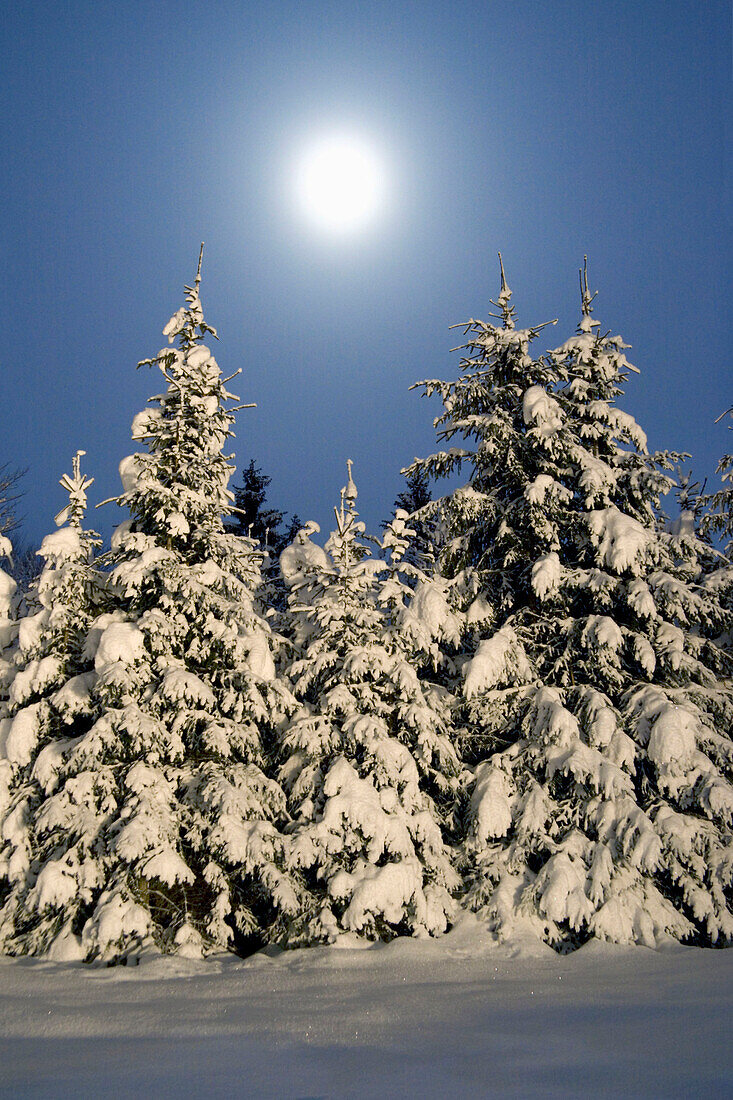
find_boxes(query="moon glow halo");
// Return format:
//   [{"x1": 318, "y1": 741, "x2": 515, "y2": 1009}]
[{"x1": 296, "y1": 136, "x2": 384, "y2": 234}]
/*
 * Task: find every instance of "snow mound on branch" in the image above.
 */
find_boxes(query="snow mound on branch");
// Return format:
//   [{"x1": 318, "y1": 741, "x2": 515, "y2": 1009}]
[
  {"x1": 582, "y1": 615, "x2": 623, "y2": 652},
  {"x1": 163, "y1": 308, "x2": 188, "y2": 341},
  {"x1": 119, "y1": 454, "x2": 147, "y2": 494},
  {"x1": 280, "y1": 525, "x2": 330, "y2": 587},
  {"x1": 535, "y1": 851, "x2": 593, "y2": 929},
  {"x1": 38, "y1": 528, "x2": 84, "y2": 564},
  {"x1": 184, "y1": 345, "x2": 213, "y2": 371},
  {"x1": 331, "y1": 857, "x2": 433, "y2": 932},
  {"x1": 143, "y1": 850, "x2": 196, "y2": 887},
  {"x1": 524, "y1": 474, "x2": 571, "y2": 506},
  {"x1": 32, "y1": 736, "x2": 78, "y2": 793},
  {"x1": 239, "y1": 632, "x2": 275, "y2": 681},
  {"x1": 647, "y1": 703, "x2": 698, "y2": 769},
  {"x1": 30, "y1": 858, "x2": 80, "y2": 911},
  {"x1": 626, "y1": 579, "x2": 656, "y2": 620},
  {"x1": 83, "y1": 888, "x2": 153, "y2": 959},
  {"x1": 95, "y1": 622, "x2": 147, "y2": 673},
  {"x1": 523, "y1": 386, "x2": 563, "y2": 429},
  {"x1": 18, "y1": 610, "x2": 50, "y2": 655},
  {"x1": 111, "y1": 546, "x2": 176, "y2": 595},
  {"x1": 131, "y1": 408, "x2": 163, "y2": 441},
  {"x1": 588, "y1": 507, "x2": 650, "y2": 573},
  {"x1": 470, "y1": 763, "x2": 513, "y2": 842},
  {"x1": 464, "y1": 627, "x2": 532, "y2": 698},
  {"x1": 165, "y1": 512, "x2": 190, "y2": 537},
  {"x1": 669, "y1": 509, "x2": 696, "y2": 539},
  {"x1": 82, "y1": 612, "x2": 129, "y2": 662},
  {"x1": 160, "y1": 668, "x2": 215, "y2": 707},
  {"x1": 315, "y1": 758, "x2": 411, "y2": 863},
  {"x1": 655, "y1": 622, "x2": 685, "y2": 670},
  {"x1": 466, "y1": 593, "x2": 493, "y2": 626},
  {"x1": 577, "y1": 454, "x2": 616, "y2": 501},
  {"x1": 10, "y1": 657, "x2": 62, "y2": 707},
  {"x1": 531, "y1": 552, "x2": 562, "y2": 600},
  {"x1": 0, "y1": 568, "x2": 17, "y2": 618},
  {"x1": 4, "y1": 702, "x2": 46, "y2": 767},
  {"x1": 400, "y1": 580, "x2": 461, "y2": 646}
]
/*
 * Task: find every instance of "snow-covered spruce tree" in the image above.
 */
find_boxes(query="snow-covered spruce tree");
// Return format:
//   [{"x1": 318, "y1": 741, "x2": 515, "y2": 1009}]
[
  {"x1": 408, "y1": 257, "x2": 733, "y2": 949},
  {"x1": 274, "y1": 464, "x2": 462, "y2": 945},
  {"x1": 701, "y1": 406, "x2": 733, "y2": 554},
  {"x1": 0, "y1": 452, "x2": 102, "y2": 958},
  {"x1": 0, "y1": 252, "x2": 303, "y2": 961},
  {"x1": 701, "y1": 406, "x2": 733, "y2": 630},
  {"x1": 0, "y1": 534, "x2": 20, "y2": 706}
]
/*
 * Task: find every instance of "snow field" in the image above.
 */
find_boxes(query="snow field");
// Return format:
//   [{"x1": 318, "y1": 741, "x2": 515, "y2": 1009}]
[{"x1": 0, "y1": 916, "x2": 731, "y2": 1098}]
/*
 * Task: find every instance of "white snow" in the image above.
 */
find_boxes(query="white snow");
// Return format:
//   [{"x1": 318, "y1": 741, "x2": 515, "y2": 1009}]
[
  {"x1": 531, "y1": 551, "x2": 562, "y2": 600},
  {"x1": 8, "y1": 657, "x2": 61, "y2": 707},
  {"x1": 0, "y1": 570, "x2": 17, "y2": 619},
  {"x1": 464, "y1": 627, "x2": 532, "y2": 698},
  {"x1": 162, "y1": 307, "x2": 187, "y2": 340},
  {"x1": 4, "y1": 703, "x2": 45, "y2": 767},
  {"x1": 165, "y1": 511, "x2": 190, "y2": 536},
  {"x1": 239, "y1": 631, "x2": 276, "y2": 681},
  {"x1": 118, "y1": 453, "x2": 146, "y2": 494},
  {"x1": 17, "y1": 609, "x2": 50, "y2": 655},
  {"x1": 647, "y1": 703, "x2": 698, "y2": 769},
  {"x1": 130, "y1": 407, "x2": 163, "y2": 441},
  {"x1": 582, "y1": 615, "x2": 624, "y2": 652},
  {"x1": 159, "y1": 667, "x2": 215, "y2": 707},
  {"x1": 38, "y1": 527, "x2": 84, "y2": 564},
  {"x1": 279, "y1": 524, "x2": 330, "y2": 586},
  {"x1": 522, "y1": 385, "x2": 563, "y2": 429},
  {"x1": 0, "y1": 922, "x2": 730, "y2": 1098},
  {"x1": 465, "y1": 592, "x2": 493, "y2": 625},
  {"x1": 469, "y1": 762, "x2": 513, "y2": 841},
  {"x1": 588, "y1": 507, "x2": 650, "y2": 573},
  {"x1": 94, "y1": 622, "x2": 147, "y2": 673},
  {"x1": 399, "y1": 578, "x2": 461, "y2": 646}
]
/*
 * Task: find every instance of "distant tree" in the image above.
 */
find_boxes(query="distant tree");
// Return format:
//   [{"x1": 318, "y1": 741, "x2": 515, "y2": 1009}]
[
  {"x1": 226, "y1": 460, "x2": 299, "y2": 557},
  {"x1": 385, "y1": 467, "x2": 438, "y2": 568},
  {"x1": 395, "y1": 467, "x2": 432, "y2": 516},
  {"x1": 0, "y1": 465, "x2": 27, "y2": 536},
  {"x1": 702, "y1": 406, "x2": 733, "y2": 556},
  {"x1": 0, "y1": 465, "x2": 43, "y2": 594},
  {"x1": 5, "y1": 541, "x2": 43, "y2": 594}
]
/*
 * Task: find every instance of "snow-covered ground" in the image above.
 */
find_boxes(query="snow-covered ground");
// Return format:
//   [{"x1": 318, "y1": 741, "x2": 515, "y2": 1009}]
[{"x1": 0, "y1": 915, "x2": 730, "y2": 1099}]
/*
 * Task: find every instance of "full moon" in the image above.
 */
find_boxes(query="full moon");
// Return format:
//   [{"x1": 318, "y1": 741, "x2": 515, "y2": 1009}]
[{"x1": 295, "y1": 135, "x2": 384, "y2": 234}]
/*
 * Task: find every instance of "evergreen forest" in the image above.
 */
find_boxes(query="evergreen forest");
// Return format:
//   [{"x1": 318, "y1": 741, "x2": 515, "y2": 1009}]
[{"x1": 0, "y1": 252, "x2": 730, "y2": 963}]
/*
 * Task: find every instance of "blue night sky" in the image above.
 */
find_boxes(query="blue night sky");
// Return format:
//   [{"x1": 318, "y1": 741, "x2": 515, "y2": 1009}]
[{"x1": 3, "y1": 0, "x2": 730, "y2": 548}]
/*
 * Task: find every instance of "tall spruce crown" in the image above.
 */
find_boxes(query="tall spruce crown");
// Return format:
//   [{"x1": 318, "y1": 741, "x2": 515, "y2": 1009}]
[{"x1": 54, "y1": 451, "x2": 94, "y2": 530}]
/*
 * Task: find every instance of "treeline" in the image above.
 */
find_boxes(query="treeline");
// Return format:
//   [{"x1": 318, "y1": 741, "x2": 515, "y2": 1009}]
[{"x1": 0, "y1": 252, "x2": 730, "y2": 963}]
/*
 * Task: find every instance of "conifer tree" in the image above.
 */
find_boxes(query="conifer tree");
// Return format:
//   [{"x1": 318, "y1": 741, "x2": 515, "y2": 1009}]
[
  {"x1": 700, "y1": 405, "x2": 733, "y2": 652},
  {"x1": 0, "y1": 452, "x2": 102, "y2": 958},
  {"x1": 275, "y1": 465, "x2": 462, "y2": 945},
  {"x1": 226, "y1": 458, "x2": 300, "y2": 555},
  {"x1": 408, "y1": 258, "x2": 733, "y2": 949},
  {"x1": 0, "y1": 535, "x2": 19, "y2": 700},
  {"x1": 386, "y1": 467, "x2": 437, "y2": 568},
  {"x1": 702, "y1": 407, "x2": 733, "y2": 556},
  {"x1": 0, "y1": 252, "x2": 303, "y2": 961},
  {"x1": 0, "y1": 464, "x2": 26, "y2": 537}
]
